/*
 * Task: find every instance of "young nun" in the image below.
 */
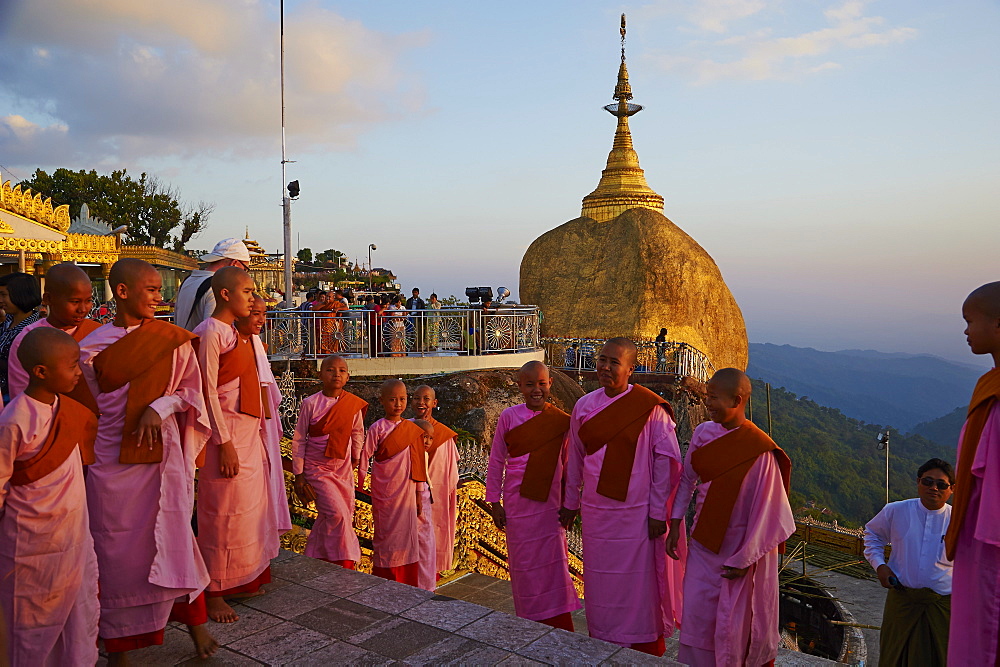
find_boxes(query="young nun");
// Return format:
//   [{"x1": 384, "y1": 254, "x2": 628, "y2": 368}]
[
  {"x1": 0, "y1": 328, "x2": 98, "y2": 665},
  {"x1": 194, "y1": 268, "x2": 280, "y2": 623},
  {"x1": 79, "y1": 258, "x2": 216, "y2": 663}
]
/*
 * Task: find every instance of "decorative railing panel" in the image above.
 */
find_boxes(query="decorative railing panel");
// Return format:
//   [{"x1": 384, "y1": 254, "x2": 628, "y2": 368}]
[{"x1": 542, "y1": 336, "x2": 715, "y2": 383}]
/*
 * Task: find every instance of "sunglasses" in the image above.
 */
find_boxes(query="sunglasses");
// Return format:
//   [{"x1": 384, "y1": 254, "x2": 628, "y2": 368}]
[{"x1": 919, "y1": 477, "x2": 952, "y2": 491}]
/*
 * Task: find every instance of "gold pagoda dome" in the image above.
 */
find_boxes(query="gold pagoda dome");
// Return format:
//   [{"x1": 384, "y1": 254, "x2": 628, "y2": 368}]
[
  {"x1": 580, "y1": 14, "x2": 664, "y2": 223},
  {"x1": 243, "y1": 227, "x2": 266, "y2": 257}
]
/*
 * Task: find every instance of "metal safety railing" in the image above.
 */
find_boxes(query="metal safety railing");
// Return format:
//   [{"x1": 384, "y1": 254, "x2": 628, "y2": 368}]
[
  {"x1": 541, "y1": 336, "x2": 715, "y2": 383},
  {"x1": 262, "y1": 306, "x2": 540, "y2": 360}
]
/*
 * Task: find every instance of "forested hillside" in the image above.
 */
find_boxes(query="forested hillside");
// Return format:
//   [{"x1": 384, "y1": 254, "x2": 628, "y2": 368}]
[
  {"x1": 747, "y1": 343, "x2": 982, "y2": 431},
  {"x1": 748, "y1": 380, "x2": 956, "y2": 527},
  {"x1": 909, "y1": 406, "x2": 965, "y2": 449}
]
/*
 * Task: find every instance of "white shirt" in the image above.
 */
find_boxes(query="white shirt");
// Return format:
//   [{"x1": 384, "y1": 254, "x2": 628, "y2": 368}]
[
  {"x1": 173, "y1": 269, "x2": 215, "y2": 331},
  {"x1": 864, "y1": 498, "x2": 953, "y2": 595}
]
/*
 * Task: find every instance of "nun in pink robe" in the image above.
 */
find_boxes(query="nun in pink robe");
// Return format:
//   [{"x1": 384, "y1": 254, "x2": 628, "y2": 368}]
[
  {"x1": 194, "y1": 317, "x2": 277, "y2": 593},
  {"x1": 361, "y1": 418, "x2": 434, "y2": 590},
  {"x1": 253, "y1": 335, "x2": 292, "y2": 541},
  {"x1": 425, "y1": 424, "x2": 459, "y2": 573},
  {"x1": 291, "y1": 391, "x2": 364, "y2": 564},
  {"x1": 671, "y1": 421, "x2": 795, "y2": 667},
  {"x1": 79, "y1": 323, "x2": 211, "y2": 642},
  {"x1": 487, "y1": 403, "x2": 580, "y2": 624},
  {"x1": 564, "y1": 385, "x2": 684, "y2": 649},
  {"x1": 949, "y1": 401, "x2": 1000, "y2": 666},
  {"x1": 0, "y1": 394, "x2": 99, "y2": 665}
]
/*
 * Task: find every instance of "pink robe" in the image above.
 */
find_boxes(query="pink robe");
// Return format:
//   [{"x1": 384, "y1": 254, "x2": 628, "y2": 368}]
[
  {"x1": 949, "y1": 400, "x2": 1000, "y2": 666},
  {"x1": 671, "y1": 421, "x2": 795, "y2": 667},
  {"x1": 80, "y1": 323, "x2": 210, "y2": 640},
  {"x1": 193, "y1": 318, "x2": 277, "y2": 592},
  {"x1": 7, "y1": 319, "x2": 87, "y2": 398},
  {"x1": 564, "y1": 385, "x2": 684, "y2": 646},
  {"x1": 253, "y1": 335, "x2": 292, "y2": 538},
  {"x1": 361, "y1": 418, "x2": 434, "y2": 585},
  {"x1": 0, "y1": 394, "x2": 99, "y2": 665},
  {"x1": 487, "y1": 403, "x2": 580, "y2": 621},
  {"x1": 292, "y1": 391, "x2": 364, "y2": 562},
  {"x1": 426, "y1": 431, "x2": 459, "y2": 572}
]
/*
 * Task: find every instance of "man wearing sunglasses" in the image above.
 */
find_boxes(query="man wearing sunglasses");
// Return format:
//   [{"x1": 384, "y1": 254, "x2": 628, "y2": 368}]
[
  {"x1": 174, "y1": 238, "x2": 252, "y2": 331},
  {"x1": 863, "y1": 458, "x2": 954, "y2": 666}
]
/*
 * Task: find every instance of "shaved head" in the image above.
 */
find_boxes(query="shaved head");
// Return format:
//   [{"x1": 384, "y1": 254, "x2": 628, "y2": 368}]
[
  {"x1": 603, "y1": 337, "x2": 638, "y2": 365},
  {"x1": 413, "y1": 384, "x2": 435, "y2": 398},
  {"x1": 108, "y1": 258, "x2": 157, "y2": 291},
  {"x1": 518, "y1": 360, "x2": 549, "y2": 380},
  {"x1": 45, "y1": 262, "x2": 91, "y2": 295},
  {"x1": 17, "y1": 327, "x2": 78, "y2": 372},
  {"x1": 412, "y1": 418, "x2": 434, "y2": 434},
  {"x1": 380, "y1": 378, "x2": 406, "y2": 397},
  {"x1": 708, "y1": 367, "x2": 752, "y2": 399},
  {"x1": 321, "y1": 354, "x2": 348, "y2": 370},
  {"x1": 212, "y1": 266, "x2": 253, "y2": 298},
  {"x1": 966, "y1": 282, "x2": 1000, "y2": 319}
]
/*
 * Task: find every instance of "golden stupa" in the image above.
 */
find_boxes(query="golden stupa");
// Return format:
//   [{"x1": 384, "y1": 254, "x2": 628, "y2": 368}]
[{"x1": 519, "y1": 15, "x2": 748, "y2": 370}]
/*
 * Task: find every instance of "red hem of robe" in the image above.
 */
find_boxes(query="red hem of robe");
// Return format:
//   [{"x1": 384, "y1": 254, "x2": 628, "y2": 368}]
[
  {"x1": 101, "y1": 594, "x2": 209, "y2": 652},
  {"x1": 539, "y1": 612, "x2": 575, "y2": 632},
  {"x1": 371, "y1": 563, "x2": 419, "y2": 587},
  {"x1": 207, "y1": 566, "x2": 271, "y2": 598},
  {"x1": 631, "y1": 636, "x2": 665, "y2": 657},
  {"x1": 319, "y1": 558, "x2": 356, "y2": 570}
]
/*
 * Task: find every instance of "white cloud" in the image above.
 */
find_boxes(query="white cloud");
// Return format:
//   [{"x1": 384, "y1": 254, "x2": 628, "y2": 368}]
[
  {"x1": 647, "y1": 0, "x2": 917, "y2": 83},
  {"x1": 0, "y1": 0, "x2": 428, "y2": 166}
]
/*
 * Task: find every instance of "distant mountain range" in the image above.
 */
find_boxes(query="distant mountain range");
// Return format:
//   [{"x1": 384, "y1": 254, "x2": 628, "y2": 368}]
[{"x1": 746, "y1": 343, "x2": 984, "y2": 432}]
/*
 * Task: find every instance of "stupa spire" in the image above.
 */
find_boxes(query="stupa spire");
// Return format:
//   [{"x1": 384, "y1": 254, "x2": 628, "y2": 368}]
[{"x1": 581, "y1": 14, "x2": 664, "y2": 223}]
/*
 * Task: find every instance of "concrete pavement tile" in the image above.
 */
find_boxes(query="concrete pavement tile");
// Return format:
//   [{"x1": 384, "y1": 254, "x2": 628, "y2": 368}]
[
  {"x1": 400, "y1": 634, "x2": 512, "y2": 666},
  {"x1": 178, "y1": 647, "x2": 264, "y2": 665},
  {"x1": 293, "y1": 641, "x2": 397, "y2": 666},
  {"x1": 202, "y1": 603, "x2": 284, "y2": 646},
  {"x1": 240, "y1": 582, "x2": 333, "y2": 619},
  {"x1": 456, "y1": 611, "x2": 552, "y2": 651},
  {"x1": 226, "y1": 621, "x2": 333, "y2": 664},
  {"x1": 116, "y1": 627, "x2": 197, "y2": 666},
  {"x1": 299, "y1": 566, "x2": 382, "y2": 597},
  {"x1": 400, "y1": 597, "x2": 493, "y2": 632},
  {"x1": 346, "y1": 617, "x2": 450, "y2": 660},
  {"x1": 347, "y1": 579, "x2": 435, "y2": 614},
  {"x1": 292, "y1": 599, "x2": 390, "y2": 639},
  {"x1": 515, "y1": 628, "x2": 619, "y2": 665},
  {"x1": 270, "y1": 555, "x2": 336, "y2": 583}
]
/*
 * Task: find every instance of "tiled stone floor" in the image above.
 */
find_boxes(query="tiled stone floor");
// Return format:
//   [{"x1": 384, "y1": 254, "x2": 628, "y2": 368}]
[{"x1": 110, "y1": 551, "x2": 837, "y2": 665}]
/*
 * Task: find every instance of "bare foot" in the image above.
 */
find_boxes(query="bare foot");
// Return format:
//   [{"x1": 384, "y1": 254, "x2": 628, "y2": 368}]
[
  {"x1": 206, "y1": 596, "x2": 240, "y2": 623},
  {"x1": 188, "y1": 623, "x2": 220, "y2": 659},
  {"x1": 107, "y1": 651, "x2": 131, "y2": 667}
]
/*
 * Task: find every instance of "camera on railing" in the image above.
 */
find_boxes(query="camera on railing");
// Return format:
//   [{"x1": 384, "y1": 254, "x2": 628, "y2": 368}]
[{"x1": 465, "y1": 286, "x2": 515, "y2": 306}]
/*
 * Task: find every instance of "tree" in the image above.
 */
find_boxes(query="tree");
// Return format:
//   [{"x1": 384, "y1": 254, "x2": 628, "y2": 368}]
[
  {"x1": 297, "y1": 247, "x2": 313, "y2": 263},
  {"x1": 20, "y1": 168, "x2": 213, "y2": 250}
]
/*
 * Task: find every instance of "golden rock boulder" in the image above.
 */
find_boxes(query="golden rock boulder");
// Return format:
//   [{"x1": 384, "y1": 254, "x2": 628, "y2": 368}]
[{"x1": 519, "y1": 207, "x2": 749, "y2": 371}]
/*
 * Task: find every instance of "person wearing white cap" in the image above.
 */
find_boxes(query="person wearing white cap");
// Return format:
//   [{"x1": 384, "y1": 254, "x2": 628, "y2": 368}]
[{"x1": 174, "y1": 238, "x2": 251, "y2": 331}]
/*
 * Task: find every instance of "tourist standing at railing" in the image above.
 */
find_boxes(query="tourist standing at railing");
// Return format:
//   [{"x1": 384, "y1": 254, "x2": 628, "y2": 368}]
[
  {"x1": 863, "y1": 458, "x2": 954, "y2": 667},
  {"x1": 174, "y1": 238, "x2": 251, "y2": 332},
  {"x1": 405, "y1": 288, "x2": 425, "y2": 352},
  {"x1": 560, "y1": 338, "x2": 684, "y2": 656},
  {"x1": 426, "y1": 293, "x2": 441, "y2": 351},
  {"x1": 0, "y1": 272, "x2": 42, "y2": 403},
  {"x1": 655, "y1": 328, "x2": 668, "y2": 374}
]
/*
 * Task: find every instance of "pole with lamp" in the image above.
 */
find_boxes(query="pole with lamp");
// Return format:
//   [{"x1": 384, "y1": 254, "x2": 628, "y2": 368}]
[
  {"x1": 280, "y1": 0, "x2": 296, "y2": 306},
  {"x1": 876, "y1": 430, "x2": 890, "y2": 504},
  {"x1": 368, "y1": 243, "x2": 376, "y2": 292}
]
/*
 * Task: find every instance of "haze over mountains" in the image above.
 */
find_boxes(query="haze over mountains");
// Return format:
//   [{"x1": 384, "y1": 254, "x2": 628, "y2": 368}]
[{"x1": 746, "y1": 343, "x2": 984, "y2": 433}]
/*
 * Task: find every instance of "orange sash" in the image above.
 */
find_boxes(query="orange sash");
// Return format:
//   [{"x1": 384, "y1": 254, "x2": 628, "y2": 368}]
[
  {"x1": 945, "y1": 368, "x2": 1000, "y2": 560},
  {"x1": 374, "y1": 419, "x2": 428, "y2": 483},
  {"x1": 57, "y1": 319, "x2": 102, "y2": 415},
  {"x1": 10, "y1": 397, "x2": 98, "y2": 486},
  {"x1": 307, "y1": 391, "x2": 369, "y2": 459},
  {"x1": 690, "y1": 420, "x2": 791, "y2": 554},
  {"x1": 217, "y1": 335, "x2": 262, "y2": 419},
  {"x1": 92, "y1": 319, "x2": 195, "y2": 464},
  {"x1": 425, "y1": 417, "x2": 458, "y2": 464},
  {"x1": 577, "y1": 385, "x2": 672, "y2": 502},
  {"x1": 505, "y1": 404, "x2": 570, "y2": 502}
]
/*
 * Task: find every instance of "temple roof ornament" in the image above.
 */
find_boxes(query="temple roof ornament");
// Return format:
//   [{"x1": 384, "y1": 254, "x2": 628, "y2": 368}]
[
  {"x1": 1, "y1": 180, "x2": 71, "y2": 232},
  {"x1": 580, "y1": 14, "x2": 665, "y2": 223}
]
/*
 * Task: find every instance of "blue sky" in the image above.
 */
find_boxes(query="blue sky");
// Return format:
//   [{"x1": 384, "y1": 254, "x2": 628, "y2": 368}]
[{"x1": 1, "y1": 0, "x2": 998, "y2": 363}]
